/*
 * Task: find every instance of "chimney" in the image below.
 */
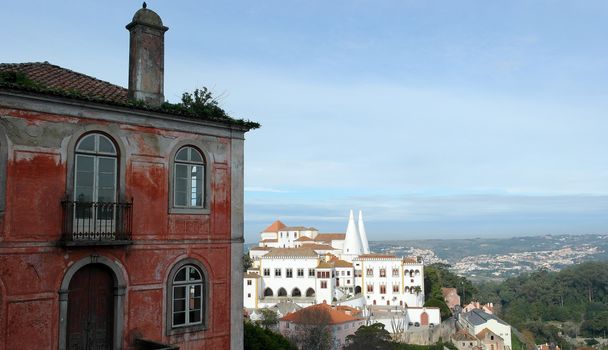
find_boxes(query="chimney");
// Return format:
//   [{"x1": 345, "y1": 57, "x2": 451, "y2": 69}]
[{"x1": 126, "y1": 2, "x2": 168, "y2": 106}]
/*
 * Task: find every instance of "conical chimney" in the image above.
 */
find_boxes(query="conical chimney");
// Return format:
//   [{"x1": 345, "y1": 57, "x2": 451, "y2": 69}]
[
  {"x1": 358, "y1": 210, "x2": 370, "y2": 254},
  {"x1": 342, "y1": 209, "x2": 363, "y2": 258}
]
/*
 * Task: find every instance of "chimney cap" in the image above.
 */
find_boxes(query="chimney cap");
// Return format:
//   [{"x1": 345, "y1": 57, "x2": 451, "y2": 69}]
[{"x1": 126, "y1": 3, "x2": 167, "y2": 31}]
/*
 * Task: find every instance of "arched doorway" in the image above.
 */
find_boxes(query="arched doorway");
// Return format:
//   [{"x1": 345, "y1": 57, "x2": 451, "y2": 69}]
[
  {"x1": 420, "y1": 311, "x2": 429, "y2": 326},
  {"x1": 278, "y1": 288, "x2": 287, "y2": 297},
  {"x1": 306, "y1": 288, "x2": 315, "y2": 297},
  {"x1": 264, "y1": 288, "x2": 273, "y2": 297},
  {"x1": 355, "y1": 286, "x2": 361, "y2": 294},
  {"x1": 291, "y1": 288, "x2": 301, "y2": 297},
  {"x1": 67, "y1": 264, "x2": 114, "y2": 349}
]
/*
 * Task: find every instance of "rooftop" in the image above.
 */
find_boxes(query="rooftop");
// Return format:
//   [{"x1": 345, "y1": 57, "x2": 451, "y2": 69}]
[
  {"x1": 315, "y1": 233, "x2": 345, "y2": 242},
  {"x1": 280, "y1": 302, "x2": 362, "y2": 325},
  {"x1": 262, "y1": 248, "x2": 318, "y2": 258},
  {"x1": 461, "y1": 309, "x2": 508, "y2": 326},
  {"x1": 0, "y1": 62, "x2": 258, "y2": 130},
  {"x1": 262, "y1": 220, "x2": 286, "y2": 233}
]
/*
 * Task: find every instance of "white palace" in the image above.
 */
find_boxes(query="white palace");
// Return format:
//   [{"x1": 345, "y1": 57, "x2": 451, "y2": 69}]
[{"x1": 244, "y1": 210, "x2": 441, "y2": 326}]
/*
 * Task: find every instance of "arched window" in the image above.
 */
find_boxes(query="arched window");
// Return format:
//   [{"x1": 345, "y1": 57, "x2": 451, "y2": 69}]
[
  {"x1": 291, "y1": 288, "x2": 301, "y2": 297},
  {"x1": 75, "y1": 133, "x2": 117, "y2": 205},
  {"x1": 166, "y1": 260, "x2": 208, "y2": 335},
  {"x1": 278, "y1": 288, "x2": 287, "y2": 297},
  {"x1": 173, "y1": 146, "x2": 205, "y2": 208},
  {"x1": 306, "y1": 288, "x2": 316, "y2": 297},
  {"x1": 264, "y1": 288, "x2": 273, "y2": 297}
]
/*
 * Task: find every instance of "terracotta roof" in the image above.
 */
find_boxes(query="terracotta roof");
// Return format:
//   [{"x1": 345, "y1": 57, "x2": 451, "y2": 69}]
[
  {"x1": 452, "y1": 329, "x2": 478, "y2": 341},
  {"x1": 335, "y1": 305, "x2": 362, "y2": 316},
  {"x1": 356, "y1": 253, "x2": 399, "y2": 260},
  {"x1": 0, "y1": 62, "x2": 128, "y2": 103},
  {"x1": 262, "y1": 248, "x2": 317, "y2": 258},
  {"x1": 295, "y1": 236, "x2": 313, "y2": 242},
  {"x1": 402, "y1": 257, "x2": 418, "y2": 264},
  {"x1": 442, "y1": 287, "x2": 458, "y2": 297},
  {"x1": 307, "y1": 244, "x2": 336, "y2": 251},
  {"x1": 315, "y1": 233, "x2": 345, "y2": 242},
  {"x1": 334, "y1": 260, "x2": 353, "y2": 268},
  {"x1": 244, "y1": 272, "x2": 260, "y2": 278},
  {"x1": 476, "y1": 328, "x2": 503, "y2": 341},
  {"x1": 261, "y1": 239, "x2": 278, "y2": 243},
  {"x1": 280, "y1": 303, "x2": 362, "y2": 325},
  {"x1": 249, "y1": 246, "x2": 271, "y2": 251},
  {"x1": 317, "y1": 261, "x2": 334, "y2": 268},
  {"x1": 281, "y1": 226, "x2": 317, "y2": 231},
  {"x1": 262, "y1": 220, "x2": 286, "y2": 233}
]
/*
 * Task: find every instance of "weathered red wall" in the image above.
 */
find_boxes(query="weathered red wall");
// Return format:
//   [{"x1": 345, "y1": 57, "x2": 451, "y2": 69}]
[{"x1": 0, "y1": 108, "x2": 234, "y2": 350}]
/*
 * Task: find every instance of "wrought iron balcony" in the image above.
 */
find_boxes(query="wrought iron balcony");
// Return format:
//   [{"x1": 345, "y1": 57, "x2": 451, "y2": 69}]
[{"x1": 61, "y1": 198, "x2": 133, "y2": 246}]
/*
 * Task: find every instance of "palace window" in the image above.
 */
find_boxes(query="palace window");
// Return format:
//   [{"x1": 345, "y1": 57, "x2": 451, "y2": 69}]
[
  {"x1": 286, "y1": 268, "x2": 293, "y2": 278},
  {"x1": 173, "y1": 146, "x2": 205, "y2": 209},
  {"x1": 392, "y1": 284, "x2": 399, "y2": 293},
  {"x1": 247, "y1": 280, "x2": 252, "y2": 286},
  {"x1": 367, "y1": 284, "x2": 373, "y2": 293},
  {"x1": 392, "y1": 268, "x2": 399, "y2": 277},
  {"x1": 263, "y1": 268, "x2": 270, "y2": 276},
  {"x1": 308, "y1": 268, "x2": 315, "y2": 277},
  {"x1": 321, "y1": 281, "x2": 327, "y2": 289},
  {"x1": 366, "y1": 268, "x2": 373, "y2": 277},
  {"x1": 379, "y1": 268, "x2": 386, "y2": 277},
  {"x1": 297, "y1": 268, "x2": 304, "y2": 277},
  {"x1": 275, "y1": 268, "x2": 282, "y2": 277}
]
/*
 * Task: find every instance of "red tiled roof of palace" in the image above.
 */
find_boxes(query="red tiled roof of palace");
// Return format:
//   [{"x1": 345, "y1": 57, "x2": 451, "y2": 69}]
[
  {"x1": 262, "y1": 220, "x2": 286, "y2": 233},
  {"x1": 281, "y1": 303, "x2": 362, "y2": 325}
]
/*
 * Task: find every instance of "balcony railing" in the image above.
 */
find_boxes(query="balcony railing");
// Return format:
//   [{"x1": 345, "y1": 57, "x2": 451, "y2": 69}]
[{"x1": 61, "y1": 198, "x2": 133, "y2": 246}]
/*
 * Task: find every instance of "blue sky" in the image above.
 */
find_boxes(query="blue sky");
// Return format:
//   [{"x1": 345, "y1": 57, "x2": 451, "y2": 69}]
[{"x1": 3, "y1": 1, "x2": 608, "y2": 242}]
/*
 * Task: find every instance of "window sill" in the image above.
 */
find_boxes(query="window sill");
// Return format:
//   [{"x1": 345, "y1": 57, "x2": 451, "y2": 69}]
[
  {"x1": 169, "y1": 208, "x2": 211, "y2": 215},
  {"x1": 167, "y1": 324, "x2": 207, "y2": 336}
]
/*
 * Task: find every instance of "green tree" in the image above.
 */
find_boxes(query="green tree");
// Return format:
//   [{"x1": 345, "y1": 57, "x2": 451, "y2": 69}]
[
  {"x1": 257, "y1": 309, "x2": 279, "y2": 330},
  {"x1": 344, "y1": 323, "x2": 393, "y2": 350},
  {"x1": 244, "y1": 322, "x2": 296, "y2": 350},
  {"x1": 242, "y1": 252, "x2": 253, "y2": 271}
]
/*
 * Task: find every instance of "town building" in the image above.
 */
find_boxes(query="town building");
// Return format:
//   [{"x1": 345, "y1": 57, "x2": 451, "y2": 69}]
[
  {"x1": 0, "y1": 4, "x2": 256, "y2": 350},
  {"x1": 452, "y1": 329, "x2": 483, "y2": 350},
  {"x1": 463, "y1": 301, "x2": 495, "y2": 314},
  {"x1": 244, "y1": 210, "x2": 438, "y2": 329},
  {"x1": 459, "y1": 309, "x2": 512, "y2": 350},
  {"x1": 279, "y1": 302, "x2": 365, "y2": 350}
]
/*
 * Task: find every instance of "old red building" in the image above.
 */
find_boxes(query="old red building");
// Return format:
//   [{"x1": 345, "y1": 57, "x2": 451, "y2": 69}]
[{"x1": 0, "y1": 4, "x2": 257, "y2": 350}]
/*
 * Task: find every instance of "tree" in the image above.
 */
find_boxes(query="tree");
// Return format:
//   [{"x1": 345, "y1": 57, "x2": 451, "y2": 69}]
[
  {"x1": 344, "y1": 323, "x2": 393, "y2": 350},
  {"x1": 286, "y1": 307, "x2": 332, "y2": 350},
  {"x1": 244, "y1": 322, "x2": 297, "y2": 350},
  {"x1": 257, "y1": 309, "x2": 279, "y2": 330},
  {"x1": 242, "y1": 252, "x2": 253, "y2": 271}
]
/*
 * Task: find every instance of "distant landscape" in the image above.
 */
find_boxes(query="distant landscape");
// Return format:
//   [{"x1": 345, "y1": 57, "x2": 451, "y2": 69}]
[{"x1": 370, "y1": 233, "x2": 608, "y2": 280}]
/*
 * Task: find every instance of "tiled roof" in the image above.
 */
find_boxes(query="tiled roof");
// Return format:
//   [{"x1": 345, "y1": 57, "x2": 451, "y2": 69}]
[
  {"x1": 334, "y1": 260, "x2": 353, "y2": 268},
  {"x1": 262, "y1": 220, "x2": 286, "y2": 233},
  {"x1": 452, "y1": 329, "x2": 478, "y2": 341},
  {"x1": 476, "y1": 328, "x2": 503, "y2": 341},
  {"x1": 281, "y1": 302, "x2": 362, "y2": 325},
  {"x1": 402, "y1": 257, "x2": 418, "y2": 264},
  {"x1": 262, "y1": 248, "x2": 317, "y2": 258},
  {"x1": 0, "y1": 62, "x2": 128, "y2": 103},
  {"x1": 261, "y1": 239, "x2": 278, "y2": 243},
  {"x1": 307, "y1": 244, "x2": 336, "y2": 251},
  {"x1": 295, "y1": 236, "x2": 313, "y2": 242},
  {"x1": 442, "y1": 287, "x2": 458, "y2": 297},
  {"x1": 315, "y1": 233, "x2": 345, "y2": 242},
  {"x1": 244, "y1": 272, "x2": 260, "y2": 278},
  {"x1": 461, "y1": 309, "x2": 508, "y2": 326},
  {"x1": 249, "y1": 246, "x2": 271, "y2": 251},
  {"x1": 281, "y1": 226, "x2": 317, "y2": 231},
  {"x1": 317, "y1": 261, "x2": 334, "y2": 268}
]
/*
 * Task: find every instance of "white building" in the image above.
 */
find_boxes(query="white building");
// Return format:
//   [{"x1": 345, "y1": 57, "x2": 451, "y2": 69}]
[
  {"x1": 244, "y1": 210, "x2": 432, "y2": 331},
  {"x1": 459, "y1": 309, "x2": 512, "y2": 349}
]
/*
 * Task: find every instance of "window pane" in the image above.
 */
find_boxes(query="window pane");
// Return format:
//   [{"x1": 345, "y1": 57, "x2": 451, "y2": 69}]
[
  {"x1": 175, "y1": 269, "x2": 187, "y2": 282},
  {"x1": 98, "y1": 157, "x2": 116, "y2": 173},
  {"x1": 193, "y1": 284, "x2": 202, "y2": 297},
  {"x1": 173, "y1": 298, "x2": 186, "y2": 313},
  {"x1": 98, "y1": 136, "x2": 116, "y2": 154},
  {"x1": 189, "y1": 310, "x2": 201, "y2": 323},
  {"x1": 173, "y1": 312, "x2": 185, "y2": 326},
  {"x1": 192, "y1": 166, "x2": 203, "y2": 207},
  {"x1": 190, "y1": 149, "x2": 203, "y2": 162},
  {"x1": 189, "y1": 268, "x2": 201, "y2": 282},
  {"x1": 176, "y1": 148, "x2": 189, "y2": 161},
  {"x1": 174, "y1": 164, "x2": 188, "y2": 206},
  {"x1": 77, "y1": 135, "x2": 95, "y2": 152}
]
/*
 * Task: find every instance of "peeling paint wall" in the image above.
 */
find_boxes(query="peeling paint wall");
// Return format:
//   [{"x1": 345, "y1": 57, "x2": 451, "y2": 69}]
[{"x1": 0, "y1": 97, "x2": 244, "y2": 350}]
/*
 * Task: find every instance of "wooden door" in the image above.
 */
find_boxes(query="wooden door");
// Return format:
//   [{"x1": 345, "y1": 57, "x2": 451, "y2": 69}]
[
  {"x1": 420, "y1": 311, "x2": 429, "y2": 326},
  {"x1": 67, "y1": 264, "x2": 114, "y2": 350}
]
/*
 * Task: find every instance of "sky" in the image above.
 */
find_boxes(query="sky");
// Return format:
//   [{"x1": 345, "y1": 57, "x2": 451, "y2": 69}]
[{"x1": 3, "y1": 1, "x2": 608, "y2": 243}]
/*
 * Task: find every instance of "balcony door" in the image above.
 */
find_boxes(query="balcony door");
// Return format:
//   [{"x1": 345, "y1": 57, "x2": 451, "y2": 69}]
[{"x1": 74, "y1": 134, "x2": 117, "y2": 237}]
